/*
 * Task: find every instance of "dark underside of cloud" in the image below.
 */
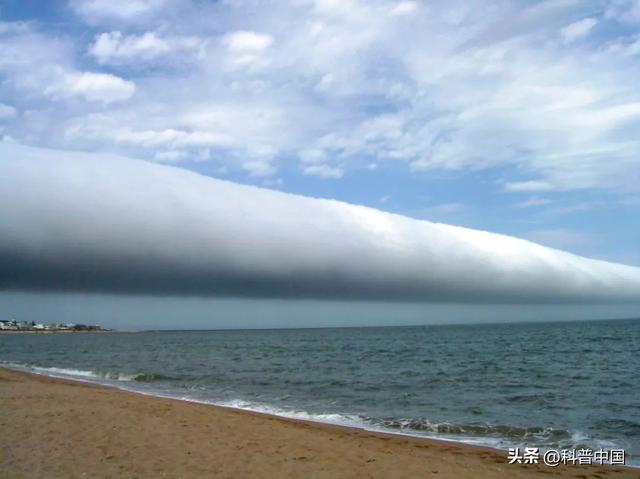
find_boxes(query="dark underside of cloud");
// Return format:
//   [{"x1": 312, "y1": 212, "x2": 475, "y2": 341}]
[
  {"x1": 0, "y1": 252, "x2": 566, "y2": 302},
  {"x1": 1, "y1": 139, "x2": 640, "y2": 304}
]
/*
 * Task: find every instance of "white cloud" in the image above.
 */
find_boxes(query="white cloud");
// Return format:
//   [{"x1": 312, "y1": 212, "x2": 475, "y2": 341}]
[
  {"x1": 45, "y1": 71, "x2": 135, "y2": 103},
  {"x1": 88, "y1": 31, "x2": 203, "y2": 64},
  {"x1": 153, "y1": 150, "x2": 188, "y2": 162},
  {"x1": 242, "y1": 159, "x2": 276, "y2": 177},
  {"x1": 607, "y1": 34, "x2": 640, "y2": 56},
  {"x1": 624, "y1": 36, "x2": 640, "y2": 55},
  {"x1": 504, "y1": 181, "x2": 555, "y2": 192},
  {"x1": 222, "y1": 31, "x2": 274, "y2": 70},
  {"x1": 605, "y1": 0, "x2": 640, "y2": 24},
  {"x1": 112, "y1": 128, "x2": 227, "y2": 148},
  {"x1": 301, "y1": 163, "x2": 344, "y2": 179},
  {"x1": 2, "y1": 139, "x2": 639, "y2": 303},
  {"x1": 390, "y1": 1, "x2": 419, "y2": 16},
  {"x1": 560, "y1": 18, "x2": 597, "y2": 43},
  {"x1": 0, "y1": 21, "x2": 30, "y2": 35},
  {"x1": 0, "y1": 24, "x2": 137, "y2": 107},
  {"x1": 69, "y1": 0, "x2": 167, "y2": 22},
  {"x1": 515, "y1": 197, "x2": 553, "y2": 208},
  {"x1": 298, "y1": 149, "x2": 344, "y2": 178},
  {"x1": 299, "y1": 149, "x2": 327, "y2": 164},
  {"x1": 223, "y1": 31, "x2": 274, "y2": 52},
  {"x1": 2, "y1": 2, "x2": 640, "y2": 190},
  {"x1": 0, "y1": 103, "x2": 17, "y2": 119},
  {"x1": 89, "y1": 31, "x2": 168, "y2": 63}
]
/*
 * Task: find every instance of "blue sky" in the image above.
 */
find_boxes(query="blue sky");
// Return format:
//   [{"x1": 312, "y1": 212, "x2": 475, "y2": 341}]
[{"x1": 0, "y1": 0, "x2": 639, "y2": 270}]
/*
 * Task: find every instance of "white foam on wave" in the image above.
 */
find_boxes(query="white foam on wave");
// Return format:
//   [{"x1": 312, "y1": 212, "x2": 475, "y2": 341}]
[
  {"x1": 2, "y1": 361, "x2": 636, "y2": 466},
  {"x1": 185, "y1": 397, "x2": 505, "y2": 448},
  {"x1": 566, "y1": 430, "x2": 622, "y2": 452},
  {"x1": 0, "y1": 361, "x2": 137, "y2": 382},
  {"x1": 212, "y1": 398, "x2": 364, "y2": 428},
  {"x1": 32, "y1": 366, "x2": 98, "y2": 378},
  {"x1": 0, "y1": 362, "x2": 569, "y2": 450}
]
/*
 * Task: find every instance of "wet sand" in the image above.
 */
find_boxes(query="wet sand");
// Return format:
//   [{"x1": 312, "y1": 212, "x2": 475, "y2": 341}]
[{"x1": 0, "y1": 367, "x2": 636, "y2": 478}]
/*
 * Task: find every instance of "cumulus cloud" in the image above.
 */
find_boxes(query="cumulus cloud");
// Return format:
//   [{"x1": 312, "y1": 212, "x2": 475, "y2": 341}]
[
  {"x1": 44, "y1": 71, "x2": 135, "y2": 103},
  {"x1": 299, "y1": 149, "x2": 343, "y2": 178},
  {"x1": 560, "y1": 18, "x2": 598, "y2": 43},
  {"x1": 110, "y1": 128, "x2": 227, "y2": 148},
  {"x1": 0, "y1": 24, "x2": 136, "y2": 106},
  {"x1": 241, "y1": 159, "x2": 276, "y2": 177},
  {"x1": 88, "y1": 31, "x2": 203, "y2": 64},
  {"x1": 302, "y1": 163, "x2": 344, "y2": 179},
  {"x1": 2, "y1": 3, "x2": 640, "y2": 191},
  {"x1": 223, "y1": 31, "x2": 274, "y2": 52},
  {"x1": 221, "y1": 31, "x2": 274, "y2": 70},
  {"x1": 2, "y1": 139, "x2": 640, "y2": 303},
  {"x1": 89, "y1": 31, "x2": 168, "y2": 63}
]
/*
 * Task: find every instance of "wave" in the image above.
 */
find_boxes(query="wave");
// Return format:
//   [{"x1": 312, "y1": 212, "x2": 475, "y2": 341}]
[
  {"x1": 2, "y1": 361, "x2": 634, "y2": 466},
  {"x1": 212, "y1": 399, "x2": 365, "y2": 428},
  {"x1": 205, "y1": 399, "x2": 627, "y2": 459},
  {"x1": 0, "y1": 362, "x2": 174, "y2": 383},
  {"x1": 206, "y1": 400, "x2": 557, "y2": 449},
  {"x1": 368, "y1": 417, "x2": 572, "y2": 443}
]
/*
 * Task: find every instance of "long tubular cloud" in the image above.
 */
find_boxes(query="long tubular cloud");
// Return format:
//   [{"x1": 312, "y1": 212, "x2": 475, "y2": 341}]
[{"x1": 1, "y1": 139, "x2": 639, "y2": 303}]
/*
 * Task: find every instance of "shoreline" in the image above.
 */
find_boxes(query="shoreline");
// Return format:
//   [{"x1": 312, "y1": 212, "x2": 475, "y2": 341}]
[
  {"x1": 1, "y1": 367, "x2": 637, "y2": 478},
  {"x1": 1, "y1": 362, "x2": 504, "y2": 448},
  {"x1": 2, "y1": 363, "x2": 505, "y2": 450},
  {"x1": 0, "y1": 329, "x2": 137, "y2": 334},
  {"x1": 6, "y1": 361, "x2": 636, "y2": 461}
]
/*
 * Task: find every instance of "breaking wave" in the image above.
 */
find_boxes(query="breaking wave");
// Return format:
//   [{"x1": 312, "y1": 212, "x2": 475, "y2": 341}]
[
  {"x1": 368, "y1": 418, "x2": 575, "y2": 445},
  {"x1": 0, "y1": 362, "x2": 174, "y2": 383}
]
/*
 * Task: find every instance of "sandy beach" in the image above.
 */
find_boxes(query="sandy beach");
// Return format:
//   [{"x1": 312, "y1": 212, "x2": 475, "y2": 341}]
[{"x1": 0, "y1": 368, "x2": 637, "y2": 478}]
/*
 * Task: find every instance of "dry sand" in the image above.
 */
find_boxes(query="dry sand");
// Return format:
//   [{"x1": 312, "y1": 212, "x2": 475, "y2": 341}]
[{"x1": 0, "y1": 367, "x2": 637, "y2": 479}]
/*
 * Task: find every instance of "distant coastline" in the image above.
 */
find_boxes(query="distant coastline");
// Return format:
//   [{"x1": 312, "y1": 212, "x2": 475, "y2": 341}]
[
  {"x1": 0, "y1": 319, "x2": 112, "y2": 333},
  {"x1": 0, "y1": 329, "x2": 136, "y2": 334}
]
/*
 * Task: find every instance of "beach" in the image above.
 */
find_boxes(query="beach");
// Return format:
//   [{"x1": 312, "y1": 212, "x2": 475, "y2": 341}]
[{"x1": 0, "y1": 368, "x2": 636, "y2": 479}]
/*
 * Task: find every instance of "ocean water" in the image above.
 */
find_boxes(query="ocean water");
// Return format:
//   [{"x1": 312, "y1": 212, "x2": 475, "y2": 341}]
[{"x1": 1, "y1": 318, "x2": 639, "y2": 465}]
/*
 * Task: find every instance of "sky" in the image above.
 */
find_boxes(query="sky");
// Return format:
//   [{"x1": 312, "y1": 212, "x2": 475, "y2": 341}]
[{"x1": 1, "y1": 0, "x2": 639, "y2": 328}]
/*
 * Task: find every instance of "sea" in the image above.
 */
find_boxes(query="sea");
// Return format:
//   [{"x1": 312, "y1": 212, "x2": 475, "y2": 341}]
[{"x1": 1, "y1": 318, "x2": 639, "y2": 466}]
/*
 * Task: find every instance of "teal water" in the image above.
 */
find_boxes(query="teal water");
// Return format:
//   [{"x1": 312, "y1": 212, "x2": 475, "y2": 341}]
[{"x1": 1, "y1": 318, "x2": 639, "y2": 464}]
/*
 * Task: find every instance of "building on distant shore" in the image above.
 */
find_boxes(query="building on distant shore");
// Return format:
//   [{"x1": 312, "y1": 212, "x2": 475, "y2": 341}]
[
  {"x1": 0, "y1": 320, "x2": 18, "y2": 330},
  {"x1": 0, "y1": 319, "x2": 108, "y2": 332}
]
